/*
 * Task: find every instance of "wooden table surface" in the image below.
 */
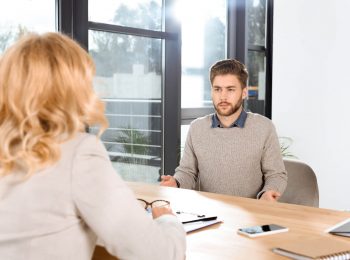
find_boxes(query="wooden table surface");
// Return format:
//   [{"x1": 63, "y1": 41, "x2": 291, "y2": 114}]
[{"x1": 93, "y1": 182, "x2": 350, "y2": 260}]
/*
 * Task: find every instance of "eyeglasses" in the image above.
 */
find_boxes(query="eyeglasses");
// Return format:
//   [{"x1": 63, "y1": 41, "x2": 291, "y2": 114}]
[{"x1": 137, "y1": 198, "x2": 170, "y2": 210}]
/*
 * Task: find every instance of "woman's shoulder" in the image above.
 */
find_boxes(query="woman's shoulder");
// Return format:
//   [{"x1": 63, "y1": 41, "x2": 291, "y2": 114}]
[
  {"x1": 61, "y1": 133, "x2": 105, "y2": 156},
  {"x1": 62, "y1": 132, "x2": 95, "y2": 146}
]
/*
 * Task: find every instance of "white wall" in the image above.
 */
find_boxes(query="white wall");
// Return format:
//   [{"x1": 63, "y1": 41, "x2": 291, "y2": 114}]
[{"x1": 273, "y1": 0, "x2": 350, "y2": 210}]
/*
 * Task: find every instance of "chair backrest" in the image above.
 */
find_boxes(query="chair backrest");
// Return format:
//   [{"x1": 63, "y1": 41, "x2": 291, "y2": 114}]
[{"x1": 279, "y1": 158, "x2": 319, "y2": 207}]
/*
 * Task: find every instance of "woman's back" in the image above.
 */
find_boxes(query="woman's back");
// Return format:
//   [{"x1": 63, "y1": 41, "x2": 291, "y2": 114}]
[
  {"x1": 0, "y1": 133, "x2": 96, "y2": 259},
  {"x1": 0, "y1": 133, "x2": 186, "y2": 260}
]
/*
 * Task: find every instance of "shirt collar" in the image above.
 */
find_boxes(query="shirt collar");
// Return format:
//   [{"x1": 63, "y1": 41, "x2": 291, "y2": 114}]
[{"x1": 211, "y1": 109, "x2": 247, "y2": 128}]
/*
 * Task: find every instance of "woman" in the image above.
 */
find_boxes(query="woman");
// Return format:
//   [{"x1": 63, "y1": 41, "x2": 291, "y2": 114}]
[{"x1": 0, "y1": 32, "x2": 185, "y2": 260}]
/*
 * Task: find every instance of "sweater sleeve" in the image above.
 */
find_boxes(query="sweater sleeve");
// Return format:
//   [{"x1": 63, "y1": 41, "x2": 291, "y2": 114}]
[
  {"x1": 173, "y1": 125, "x2": 199, "y2": 189},
  {"x1": 71, "y1": 135, "x2": 186, "y2": 260},
  {"x1": 258, "y1": 123, "x2": 288, "y2": 197}
]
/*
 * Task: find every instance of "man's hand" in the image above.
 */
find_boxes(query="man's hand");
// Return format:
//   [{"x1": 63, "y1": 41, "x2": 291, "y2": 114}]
[
  {"x1": 259, "y1": 190, "x2": 281, "y2": 202},
  {"x1": 160, "y1": 175, "x2": 178, "y2": 187}
]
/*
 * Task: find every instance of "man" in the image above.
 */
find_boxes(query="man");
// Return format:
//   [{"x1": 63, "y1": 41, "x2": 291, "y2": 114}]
[{"x1": 161, "y1": 59, "x2": 287, "y2": 201}]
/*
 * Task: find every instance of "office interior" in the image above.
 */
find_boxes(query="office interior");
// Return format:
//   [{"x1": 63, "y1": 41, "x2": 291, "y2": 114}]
[{"x1": 0, "y1": 0, "x2": 349, "y2": 212}]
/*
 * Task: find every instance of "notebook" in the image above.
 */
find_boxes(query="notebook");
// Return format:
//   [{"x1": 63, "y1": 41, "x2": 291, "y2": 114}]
[
  {"x1": 326, "y1": 218, "x2": 350, "y2": 238},
  {"x1": 272, "y1": 237, "x2": 350, "y2": 260}
]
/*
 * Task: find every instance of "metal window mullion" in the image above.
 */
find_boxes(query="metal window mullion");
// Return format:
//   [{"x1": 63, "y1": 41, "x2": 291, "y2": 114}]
[
  {"x1": 88, "y1": 21, "x2": 177, "y2": 40},
  {"x1": 234, "y1": 0, "x2": 247, "y2": 64},
  {"x1": 57, "y1": 0, "x2": 89, "y2": 50},
  {"x1": 248, "y1": 45, "x2": 266, "y2": 52},
  {"x1": 227, "y1": 0, "x2": 236, "y2": 58},
  {"x1": 57, "y1": 0, "x2": 73, "y2": 36},
  {"x1": 163, "y1": 0, "x2": 181, "y2": 175},
  {"x1": 265, "y1": 0, "x2": 274, "y2": 119}
]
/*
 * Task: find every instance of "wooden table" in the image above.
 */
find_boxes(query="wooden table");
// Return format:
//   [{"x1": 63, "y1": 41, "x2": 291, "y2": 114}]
[{"x1": 93, "y1": 182, "x2": 350, "y2": 260}]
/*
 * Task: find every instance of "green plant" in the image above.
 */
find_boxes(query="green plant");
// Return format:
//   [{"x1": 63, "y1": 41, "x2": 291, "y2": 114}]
[
  {"x1": 279, "y1": 136, "x2": 297, "y2": 158},
  {"x1": 116, "y1": 128, "x2": 148, "y2": 155}
]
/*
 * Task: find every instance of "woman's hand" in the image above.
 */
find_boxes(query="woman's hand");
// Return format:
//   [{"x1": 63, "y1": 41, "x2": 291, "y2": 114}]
[{"x1": 152, "y1": 206, "x2": 174, "y2": 219}]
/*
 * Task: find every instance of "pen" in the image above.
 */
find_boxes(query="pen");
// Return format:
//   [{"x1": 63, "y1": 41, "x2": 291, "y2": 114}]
[{"x1": 181, "y1": 216, "x2": 217, "y2": 224}]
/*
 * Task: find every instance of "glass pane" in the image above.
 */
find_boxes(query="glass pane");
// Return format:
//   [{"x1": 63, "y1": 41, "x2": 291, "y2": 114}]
[
  {"x1": 246, "y1": 50, "x2": 266, "y2": 115},
  {"x1": 180, "y1": 124, "x2": 190, "y2": 159},
  {"x1": 247, "y1": 0, "x2": 266, "y2": 46},
  {"x1": 89, "y1": 30, "x2": 162, "y2": 183},
  {"x1": 176, "y1": 0, "x2": 227, "y2": 108},
  {"x1": 0, "y1": 0, "x2": 56, "y2": 54},
  {"x1": 89, "y1": 0, "x2": 163, "y2": 31}
]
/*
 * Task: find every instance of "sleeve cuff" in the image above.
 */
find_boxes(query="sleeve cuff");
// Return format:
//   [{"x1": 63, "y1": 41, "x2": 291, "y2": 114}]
[
  {"x1": 257, "y1": 190, "x2": 265, "y2": 199},
  {"x1": 175, "y1": 178, "x2": 180, "y2": 188}
]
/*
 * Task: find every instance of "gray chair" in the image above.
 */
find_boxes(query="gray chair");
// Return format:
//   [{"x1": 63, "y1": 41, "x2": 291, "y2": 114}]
[{"x1": 279, "y1": 158, "x2": 319, "y2": 207}]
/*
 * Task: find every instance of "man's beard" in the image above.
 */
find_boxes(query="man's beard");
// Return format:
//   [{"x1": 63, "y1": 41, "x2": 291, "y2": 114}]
[{"x1": 214, "y1": 98, "x2": 243, "y2": 117}]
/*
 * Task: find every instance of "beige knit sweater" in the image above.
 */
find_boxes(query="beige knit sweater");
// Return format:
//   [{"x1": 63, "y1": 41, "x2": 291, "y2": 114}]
[{"x1": 174, "y1": 112, "x2": 287, "y2": 198}]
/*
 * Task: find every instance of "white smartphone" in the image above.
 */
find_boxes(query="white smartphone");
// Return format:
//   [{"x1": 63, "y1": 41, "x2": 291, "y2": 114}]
[{"x1": 237, "y1": 224, "x2": 288, "y2": 238}]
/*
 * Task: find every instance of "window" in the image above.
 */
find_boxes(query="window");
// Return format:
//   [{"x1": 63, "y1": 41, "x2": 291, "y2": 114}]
[
  {"x1": 89, "y1": 0, "x2": 162, "y2": 31},
  {"x1": 89, "y1": 31, "x2": 163, "y2": 183},
  {"x1": 177, "y1": 0, "x2": 227, "y2": 156},
  {"x1": 85, "y1": 0, "x2": 181, "y2": 183},
  {"x1": 0, "y1": 0, "x2": 56, "y2": 54},
  {"x1": 246, "y1": 0, "x2": 269, "y2": 116},
  {"x1": 176, "y1": 0, "x2": 227, "y2": 108}
]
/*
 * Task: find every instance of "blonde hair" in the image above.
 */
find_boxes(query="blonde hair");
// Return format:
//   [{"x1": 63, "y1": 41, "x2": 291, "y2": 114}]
[{"x1": 0, "y1": 32, "x2": 108, "y2": 177}]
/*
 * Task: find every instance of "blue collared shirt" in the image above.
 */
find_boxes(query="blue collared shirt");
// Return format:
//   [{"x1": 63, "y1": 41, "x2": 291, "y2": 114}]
[{"x1": 211, "y1": 109, "x2": 247, "y2": 128}]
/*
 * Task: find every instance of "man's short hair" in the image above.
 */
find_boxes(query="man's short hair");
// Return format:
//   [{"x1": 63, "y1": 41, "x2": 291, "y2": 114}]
[{"x1": 209, "y1": 59, "x2": 249, "y2": 87}]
